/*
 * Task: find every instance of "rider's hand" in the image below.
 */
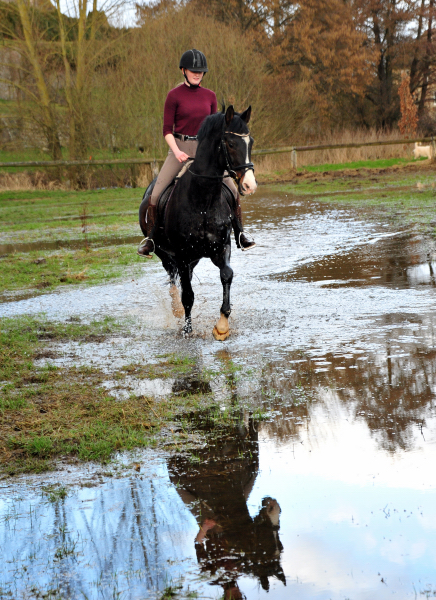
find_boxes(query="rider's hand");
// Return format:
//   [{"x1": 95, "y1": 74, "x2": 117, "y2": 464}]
[{"x1": 174, "y1": 149, "x2": 189, "y2": 163}]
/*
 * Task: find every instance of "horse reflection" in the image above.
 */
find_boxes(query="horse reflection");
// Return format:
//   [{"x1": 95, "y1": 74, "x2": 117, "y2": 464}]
[{"x1": 168, "y1": 417, "x2": 285, "y2": 595}]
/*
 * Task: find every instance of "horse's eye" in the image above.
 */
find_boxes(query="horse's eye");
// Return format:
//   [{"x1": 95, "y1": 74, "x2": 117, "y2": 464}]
[{"x1": 228, "y1": 142, "x2": 234, "y2": 148}]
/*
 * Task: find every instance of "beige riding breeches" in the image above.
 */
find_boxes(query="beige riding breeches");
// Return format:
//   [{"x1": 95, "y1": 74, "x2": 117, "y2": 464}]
[{"x1": 150, "y1": 138, "x2": 237, "y2": 205}]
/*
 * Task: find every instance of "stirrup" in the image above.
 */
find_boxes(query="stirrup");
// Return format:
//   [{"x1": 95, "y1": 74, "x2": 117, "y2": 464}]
[
  {"x1": 238, "y1": 232, "x2": 256, "y2": 252},
  {"x1": 138, "y1": 237, "x2": 155, "y2": 257}
]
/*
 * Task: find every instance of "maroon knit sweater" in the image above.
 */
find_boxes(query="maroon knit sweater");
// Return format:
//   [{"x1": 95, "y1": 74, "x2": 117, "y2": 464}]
[{"x1": 163, "y1": 83, "x2": 217, "y2": 137}]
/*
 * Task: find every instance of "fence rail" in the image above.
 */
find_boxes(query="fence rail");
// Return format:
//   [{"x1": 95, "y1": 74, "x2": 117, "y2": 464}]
[
  {"x1": 0, "y1": 137, "x2": 433, "y2": 170},
  {"x1": 0, "y1": 157, "x2": 160, "y2": 168}
]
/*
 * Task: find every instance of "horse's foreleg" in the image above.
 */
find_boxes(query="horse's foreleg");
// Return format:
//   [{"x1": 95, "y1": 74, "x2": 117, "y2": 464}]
[
  {"x1": 212, "y1": 251, "x2": 233, "y2": 341},
  {"x1": 179, "y1": 264, "x2": 195, "y2": 334}
]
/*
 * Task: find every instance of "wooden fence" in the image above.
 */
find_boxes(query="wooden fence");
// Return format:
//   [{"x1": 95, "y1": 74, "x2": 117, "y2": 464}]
[
  {"x1": 252, "y1": 136, "x2": 436, "y2": 169},
  {"x1": 1, "y1": 136, "x2": 434, "y2": 173}
]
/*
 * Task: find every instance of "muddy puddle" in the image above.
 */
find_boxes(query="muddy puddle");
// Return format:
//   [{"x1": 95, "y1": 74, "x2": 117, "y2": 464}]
[
  {"x1": 2, "y1": 190, "x2": 436, "y2": 599},
  {"x1": 0, "y1": 234, "x2": 140, "y2": 256}
]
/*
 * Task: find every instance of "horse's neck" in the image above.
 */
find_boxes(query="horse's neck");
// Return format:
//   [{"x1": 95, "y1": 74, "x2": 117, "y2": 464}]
[
  {"x1": 185, "y1": 137, "x2": 225, "y2": 209},
  {"x1": 193, "y1": 137, "x2": 223, "y2": 177}
]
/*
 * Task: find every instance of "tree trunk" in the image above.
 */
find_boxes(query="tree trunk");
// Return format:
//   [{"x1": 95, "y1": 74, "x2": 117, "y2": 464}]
[
  {"x1": 16, "y1": 0, "x2": 62, "y2": 160},
  {"x1": 418, "y1": 0, "x2": 434, "y2": 116}
]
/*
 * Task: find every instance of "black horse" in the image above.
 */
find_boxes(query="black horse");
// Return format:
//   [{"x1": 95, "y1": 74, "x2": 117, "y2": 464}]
[{"x1": 139, "y1": 105, "x2": 257, "y2": 340}]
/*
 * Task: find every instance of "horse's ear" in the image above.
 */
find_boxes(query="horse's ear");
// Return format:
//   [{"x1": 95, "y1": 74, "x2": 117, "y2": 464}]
[
  {"x1": 225, "y1": 105, "x2": 234, "y2": 125},
  {"x1": 221, "y1": 100, "x2": 226, "y2": 114},
  {"x1": 240, "y1": 106, "x2": 251, "y2": 124}
]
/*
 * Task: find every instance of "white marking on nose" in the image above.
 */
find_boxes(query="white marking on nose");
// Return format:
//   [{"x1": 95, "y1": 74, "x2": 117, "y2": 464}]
[
  {"x1": 244, "y1": 136, "x2": 250, "y2": 165},
  {"x1": 242, "y1": 170, "x2": 257, "y2": 194},
  {"x1": 241, "y1": 136, "x2": 257, "y2": 194}
]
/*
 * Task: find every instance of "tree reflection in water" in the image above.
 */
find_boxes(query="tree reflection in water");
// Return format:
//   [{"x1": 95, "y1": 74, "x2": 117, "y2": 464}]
[
  {"x1": 256, "y1": 317, "x2": 436, "y2": 453},
  {"x1": 168, "y1": 415, "x2": 286, "y2": 597}
]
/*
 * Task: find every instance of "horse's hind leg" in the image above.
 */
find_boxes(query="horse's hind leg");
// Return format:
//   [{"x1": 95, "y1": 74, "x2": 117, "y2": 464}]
[
  {"x1": 178, "y1": 262, "x2": 196, "y2": 334},
  {"x1": 160, "y1": 254, "x2": 184, "y2": 319},
  {"x1": 212, "y1": 249, "x2": 233, "y2": 341}
]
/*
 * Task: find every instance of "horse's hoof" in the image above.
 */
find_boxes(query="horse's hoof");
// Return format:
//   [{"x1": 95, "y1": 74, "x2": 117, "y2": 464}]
[
  {"x1": 213, "y1": 327, "x2": 230, "y2": 341},
  {"x1": 183, "y1": 318, "x2": 192, "y2": 337},
  {"x1": 213, "y1": 314, "x2": 230, "y2": 341}
]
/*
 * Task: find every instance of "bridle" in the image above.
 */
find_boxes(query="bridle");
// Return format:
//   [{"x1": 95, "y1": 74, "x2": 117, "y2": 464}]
[
  {"x1": 221, "y1": 130, "x2": 255, "y2": 184},
  {"x1": 188, "y1": 129, "x2": 255, "y2": 192}
]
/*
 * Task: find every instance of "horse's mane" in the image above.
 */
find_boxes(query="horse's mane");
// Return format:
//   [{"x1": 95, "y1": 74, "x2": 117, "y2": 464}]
[
  {"x1": 197, "y1": 109, "x2": 248, "y2": 143},
  {"x1": 197, "y1": 112, "x2": 225, "y2": 143}
]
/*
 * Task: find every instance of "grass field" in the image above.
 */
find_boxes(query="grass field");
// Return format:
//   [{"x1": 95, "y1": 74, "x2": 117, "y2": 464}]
[
  {"x1": 277, "y1": 163, "x2": 436, "y2": 234},
  {"x1": 302, "y1": 156, "x2": 427, "y2": 172},
  {"x1": 0, "y1": 314, "x2": 221, "y2": 475},
  {"x1": 2, "y1": 162, "x2": 436, "y2": 474},
  {"x1": 1, "y1": 162, "x2": 436, "y2": 300},
  {"x1": 0, "y1": 187, "x2": 149, "y2": 298}
]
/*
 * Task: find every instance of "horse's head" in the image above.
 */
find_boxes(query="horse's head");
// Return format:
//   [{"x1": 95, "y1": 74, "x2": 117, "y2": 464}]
[{"x1": 223, "y1": 105, "x2": 257, "y2": 196}]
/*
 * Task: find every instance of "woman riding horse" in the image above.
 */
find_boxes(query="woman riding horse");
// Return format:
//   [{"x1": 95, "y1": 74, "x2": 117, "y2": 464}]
[
  {"x1": 138, "y1": 48, "x2": 255, "y2": 257},
  {"x1": 139, "y1": 103, "x2": 256, "y2": 339}
]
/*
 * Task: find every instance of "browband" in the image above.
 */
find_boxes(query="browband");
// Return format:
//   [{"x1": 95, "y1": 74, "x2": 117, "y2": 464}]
[{"x1": 224, "y1": 131, "x2": 251, "y2": 137}]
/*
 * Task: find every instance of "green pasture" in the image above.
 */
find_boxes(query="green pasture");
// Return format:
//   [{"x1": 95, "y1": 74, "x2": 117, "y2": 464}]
[
  {"x1": 301, "y1": 156, "x2": 427, "y2": 173},
  {"x1": 279, "y1": 167, "x2": 436, "y2": 233},
  {"x1": 2, "y1": 164, "x2": 436, "y2": 299},
  {"x1": 0, "y1": 187, "x2": 149, "y2": 298},
  {"x1": 0, "y1": 314, "x2": 257, "y2": 475},
  {"x1": 0, "y1": 314, "x2": 216, "y2": 475},
  {"x1": 1, "y1": 188, "x2": 140, "y2": 234}
]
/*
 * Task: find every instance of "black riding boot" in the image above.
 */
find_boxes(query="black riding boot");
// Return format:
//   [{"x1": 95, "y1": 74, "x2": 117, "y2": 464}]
[
  {"x1": 138, "y1": 204, "x2": 157, "y2": 257},
  {"x1": 232, "y1": 193, "x2": 256, "y2": 251}
]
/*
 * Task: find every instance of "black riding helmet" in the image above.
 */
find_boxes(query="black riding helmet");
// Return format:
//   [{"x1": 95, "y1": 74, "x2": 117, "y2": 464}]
[
  {"x1": 179, "y1": 49, "x2": 208, "y2": 88},
  {"x1": 179, "y1": 49, "x2": 208, "y2": 73}
]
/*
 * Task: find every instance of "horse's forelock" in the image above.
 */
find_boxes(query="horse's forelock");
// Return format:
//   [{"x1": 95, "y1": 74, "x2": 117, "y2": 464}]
[
  {"x1": 227, "y1": 113, "x2": 250, "y2": 135},
  {"x1": 197, "y1": 111, "x2": 249, "y2": 143}
]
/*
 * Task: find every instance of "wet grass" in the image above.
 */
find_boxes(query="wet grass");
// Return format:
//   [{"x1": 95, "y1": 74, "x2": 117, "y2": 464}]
[
  {"x1": 0, "y1": 245, "x2": 147, "y2": 297},
  {"x1": 0, "y1": 315, "x2": 218, "y2": 476},
  {"x1": 0, "y1": 188, "x2": 140, "y2": 232},
  {"x1": 42, "y1": 484, "x2": 68, "y2": 502},
  {"x1": 0, "y1": 187, "x2": 151, "y2": 297},
  {"x1": 278, "y1": 164, "x2": 436, "y2": 234},
  {"x1": 302, "y1": 156, "x2": 426, "y2": 172}
]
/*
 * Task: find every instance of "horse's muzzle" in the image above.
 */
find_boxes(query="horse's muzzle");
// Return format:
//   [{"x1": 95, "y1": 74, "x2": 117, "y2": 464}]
[{"x1": 239, "y1": 169, "x2": 257, "y2": 195}]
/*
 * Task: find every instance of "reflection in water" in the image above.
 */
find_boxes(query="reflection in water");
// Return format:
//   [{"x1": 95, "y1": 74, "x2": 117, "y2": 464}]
[
  {"x1": 0, "y1": 465, "x2": 200, "y2": 599},
  {"x1": 168, "y1": 416, "x2": 285, "y2": 596},
  {"x1": 274, "y1": 232, "x2": 436, "y2": 289},
  {"x1": 257, "y1": 326, "x2": 436, "y2": 454}
]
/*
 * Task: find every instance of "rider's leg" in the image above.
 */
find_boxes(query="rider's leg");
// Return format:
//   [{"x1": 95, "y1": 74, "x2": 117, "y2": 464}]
[
  {"x1": 138, "y1": 139, "x2": 197, "y2": 257},
  {"x1": 223, "y1": 176, "x2": 256, "y2": 251}
]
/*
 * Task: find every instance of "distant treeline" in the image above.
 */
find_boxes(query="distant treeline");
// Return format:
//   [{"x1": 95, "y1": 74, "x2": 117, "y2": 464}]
[{"x1": 1, "y1": 0, "x2": 435, "y2": 163}]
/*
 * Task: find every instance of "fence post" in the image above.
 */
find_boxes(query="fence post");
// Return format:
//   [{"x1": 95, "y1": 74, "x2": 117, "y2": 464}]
[
  {"x1": 431, "y1": 136, "x2": 436, "y2": 160},
  {"x1": 291, "y1": 149, "x2": 297, "y2": 170}
]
